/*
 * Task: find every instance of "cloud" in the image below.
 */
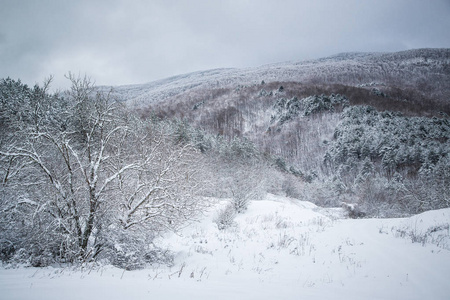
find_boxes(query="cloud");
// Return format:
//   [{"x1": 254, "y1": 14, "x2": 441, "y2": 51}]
[{"x1": 1, "y1": 0, "x2": 449, "y2": 91}]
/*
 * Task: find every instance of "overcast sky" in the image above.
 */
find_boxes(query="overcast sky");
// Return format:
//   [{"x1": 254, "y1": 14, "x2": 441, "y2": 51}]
[{"x1": 1, "y1": 0, "x2": 450, "y2": 91}]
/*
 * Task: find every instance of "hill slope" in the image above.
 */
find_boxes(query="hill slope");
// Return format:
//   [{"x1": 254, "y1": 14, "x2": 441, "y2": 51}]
[
  {"x1": 108, "y1": 48, "x2": 450, "y2": 108},
  {"x1": 104, "y1": 48, "x2": 450, "y2": 217}
]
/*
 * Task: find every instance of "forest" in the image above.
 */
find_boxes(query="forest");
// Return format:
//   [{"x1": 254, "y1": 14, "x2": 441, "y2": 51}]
[
  {"x1": 0, "y1": 75, "x2": 272, "y2": 268},
  {"x1": 1, "y1": 50, "x2": 449, "y2": 270}
]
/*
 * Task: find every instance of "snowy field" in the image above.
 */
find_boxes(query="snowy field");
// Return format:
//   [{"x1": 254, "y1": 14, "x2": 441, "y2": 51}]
[{"x1": 1, "y1": 194, "x2": 449, "y2": 300}]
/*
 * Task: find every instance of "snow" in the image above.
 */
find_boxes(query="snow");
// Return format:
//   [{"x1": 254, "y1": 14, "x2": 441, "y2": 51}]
[
  {"x1": 399, "y1": 208, "x2": 450, "y2": 236},
  {"x1": 392, "y1": 208, "x2": 450, "y2": 250},
  {"x1": 1, "y1": 194, "x2": 450, "y2": 300}
]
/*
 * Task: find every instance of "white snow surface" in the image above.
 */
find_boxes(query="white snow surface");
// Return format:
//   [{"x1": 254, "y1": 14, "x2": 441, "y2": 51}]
[{"x1": 1, "y1": 194, "x2": 450, "y2": 300}]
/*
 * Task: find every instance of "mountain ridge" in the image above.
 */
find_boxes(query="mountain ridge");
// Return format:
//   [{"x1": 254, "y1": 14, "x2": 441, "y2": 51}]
[{"x1": 105, "y1": 48, "x2": 450, "y2": 107}]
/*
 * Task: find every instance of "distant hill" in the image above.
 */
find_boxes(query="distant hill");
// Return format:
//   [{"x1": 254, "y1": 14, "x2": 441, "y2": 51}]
[{"x1": 107, "y1": 48, "x2": 450, "y2": 109}]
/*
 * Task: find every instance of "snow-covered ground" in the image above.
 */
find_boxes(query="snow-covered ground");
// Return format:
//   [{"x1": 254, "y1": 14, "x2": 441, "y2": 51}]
[{"x1": 1, "y1": 194, "x2": 449, "y2": 300}]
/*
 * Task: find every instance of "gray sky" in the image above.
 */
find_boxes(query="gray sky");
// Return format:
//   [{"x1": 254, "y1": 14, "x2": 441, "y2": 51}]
[{"x1": 1, "y1": 0, "x2": 450, "y2": 91}]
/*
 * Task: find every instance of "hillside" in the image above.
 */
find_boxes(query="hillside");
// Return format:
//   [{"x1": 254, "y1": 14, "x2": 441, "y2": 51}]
[
  {"x1": 108, "y1": 48, "x2": 450, "y2": 108},
  {"x1": 116, "y1": 48, "x2": 450, "y2": 217}
]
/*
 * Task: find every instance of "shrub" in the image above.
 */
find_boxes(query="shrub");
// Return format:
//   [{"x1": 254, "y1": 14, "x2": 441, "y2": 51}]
[
  {"x1": 341, "y1": 202, "x2": 366, "y2": 219},
  {"x1": 214, "y1": 203, "x2": 236, "y2": 230}
]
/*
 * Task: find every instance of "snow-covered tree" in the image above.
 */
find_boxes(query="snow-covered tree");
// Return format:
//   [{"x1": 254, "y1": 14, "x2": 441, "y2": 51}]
[{"x1": 0, "y1": 75, "x2": 207, "y2": 264}]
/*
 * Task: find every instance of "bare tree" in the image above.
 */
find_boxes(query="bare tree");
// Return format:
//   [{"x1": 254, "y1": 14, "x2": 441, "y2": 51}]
[
  {"x1": 115, "y1": 121, "x2": 207, "y2": 232},
  {"x1": 0, "y1": 75, "x2": 207, "y2": 264}
]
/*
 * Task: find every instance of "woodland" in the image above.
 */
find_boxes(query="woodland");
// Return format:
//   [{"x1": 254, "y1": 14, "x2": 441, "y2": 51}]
[{"x1": 1, "y1": 49, "x2": 449, "y2": 269}]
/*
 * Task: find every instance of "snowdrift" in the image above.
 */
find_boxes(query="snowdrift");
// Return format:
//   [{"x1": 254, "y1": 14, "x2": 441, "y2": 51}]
[{"x1": 1, "y1": 194, "x2": 449, "y2": 300}]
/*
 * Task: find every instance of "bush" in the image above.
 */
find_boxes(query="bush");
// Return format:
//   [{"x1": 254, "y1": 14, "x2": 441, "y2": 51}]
[
  {"x1": 112, "y1": 250, "x2": 145, "y2": 271},
  {"x1": 341, "y1": 202, "x2": 366, "y2": 219},
  {"x1": 282, "y1": 176, "x2": 301, "y2": 199},
  {"x1": 0, "y1": 241, "x2": 15, "y2": 262},
  {"x1": 214, "y1": 203, "x2": 236, "y2": 230},
  {"x1": 144, "y1": 248, "x2": 174, "y2": 267},
  {"x1": 108, "y1": 237, "x2": 174, "y2": 270}
]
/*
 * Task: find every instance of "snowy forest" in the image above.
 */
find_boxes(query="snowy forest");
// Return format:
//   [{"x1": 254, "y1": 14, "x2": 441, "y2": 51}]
[
  {"x1": 0, "y1": 75, "x2": 272, "y2": 268},
  {"x1": 1, "y1": 49, "x2": 450, "y2": 277}
]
